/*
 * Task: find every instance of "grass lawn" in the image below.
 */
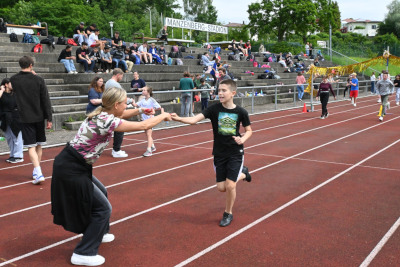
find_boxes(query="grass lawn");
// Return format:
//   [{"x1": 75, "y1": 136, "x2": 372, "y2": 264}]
[{"x1": 331, "y1": 55, "x2": 400, "y2": 77}]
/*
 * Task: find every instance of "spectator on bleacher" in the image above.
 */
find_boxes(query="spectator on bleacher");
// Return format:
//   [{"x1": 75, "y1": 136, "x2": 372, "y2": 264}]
[
  {"x1": 129, "y1": 44, "x2": 141, "y2": 64},
  {"x1": 210, "y1": 58, "x2": 220, "y2": 86},
  {"x1": 124, "y1": 47, "x2": 134, "y2": 72},
  {"x1": 157, "y1": 25, "x2": 168, "y2": 43},
  {"x1": 88, "y1": 29, "x2": 106, "y2": 51},
  {"x1": 73, "y1": 22, "x2": 86, "y2": 46},
  {"x1": 58, "y1": 45, "x2": 77, "y2": 74},
  {"x1": 100, "y1": 45, "x2": 113, "y2": 73},
  {"x1": 89, "y1": 47, "x2": 102, "y2": 73},
  {"x1": 244, "y1": 40, "x2": 252, "y2": 55},
  {"x1": 201, "y1": 52, "x2": 215, "y2": 67},
  {"x1": 111, "y1": 31, "x2": 123, "y2": 48},
  {"x1": 229, "y1": 39, "x2": 239, "y2": 54},
  {"x1": 309, "y1": 43, "x2": 313, "y2": 58},
  {"x1": 0, "y1": 78, "x2": 23, "y2": 164},
  {"x1": 216, "y1": 68, "x2": 231, "y2": 92},
  {"x1": 148, "y1": 43, "x2": 162, "y2": 64},
  {"x1": 238, "y1": 40, "x2": 248, "y2": 56},
  {"x1": 76, "y1": 42, "x2": 95, "y2": 73},
  {"x1": 10, "y1": 56, "x2": 52, "y2": 184},
  {"x1": 130, "y1": 71, "x2": 146, "y2": 100},
  {"x1": 112, "y1": 47, "x2": 128, "y2": 73},
  {"x1": 314, "y1": 57, "x2": 320, "y2": 67},
  {"x1": 179, "y1": 71, "x2": 195, "y2": 117},
  {"x1": 85, "y1": 23, "x2": 96, "y2": 38},
  {"x1": 86, "y1": 76, "x2": 105, "y2": 114},
  {"x1": 305, "y1": 42, "x2": 310, "y2": 56},
  {"x1": 138, "y1": 43, "x2": 153, "y2": 64},
  {"x1": 278, "y1": 56, "x2": 287, "y2": 68},
  {"x1": 158, "y1": 44, "x2": 167, "y2": 64}
]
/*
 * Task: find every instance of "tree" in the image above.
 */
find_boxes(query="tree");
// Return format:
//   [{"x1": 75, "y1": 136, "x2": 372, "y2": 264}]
[
  {"x1": 378, "y1": 0, "x2": 400, "y2": 38},
  {"x1": 315, "y1": 0, "x2": 341, "y2": 33},
  {"x1": 183, "y1": 0, "x2": 218, "y2": 24},
  {"x1": 248, "y1": 0, "x2": 318, "y2": 42}
]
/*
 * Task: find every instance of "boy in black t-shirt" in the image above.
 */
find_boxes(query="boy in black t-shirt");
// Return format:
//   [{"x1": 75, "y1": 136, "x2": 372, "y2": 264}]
[{"x1": 172, "y1": 79, "x2": 252, "y2": 227}]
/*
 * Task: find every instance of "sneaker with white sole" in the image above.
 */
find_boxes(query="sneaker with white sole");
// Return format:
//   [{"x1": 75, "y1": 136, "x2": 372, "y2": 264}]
[
  {"x1": 143, "y1": 150, "x2": 152, "y2": 157},
  {"x1": 377, "y1": 99, "x2": 381, "y2": 103},
  {"x1": 32, "y1": 175, "x2": 45, "y2": 185},
  {"x1": 320, "y1": 115, "x2": 325, "y2": 119},
  {"x1": 71, "y1": 253, "x2": 105, "y2": 266},
  {"x1": 379, "y1": 116, "x2": 384, "y2": 122},
  {"x1": 9, "y1": 157, "x2": 23, "y2": 164},
  {"x1": 396, "y1": 102, "x2": 399, "y2": 106},
  {"x1": 68, "y1": 71, "x2": 75, "y2": 74},
  {"x1": 102, "y1": 233, "x2": 115, "y2": 243},
  {"x1": 151, "y1": 145, "x2": 156, "y2": 152},
  {"x1": 353, "y1": 103, "x2": 357, "y2": 107},
  {"x1": 111, "y1": 150, "x2": 128, "y2": 158}
]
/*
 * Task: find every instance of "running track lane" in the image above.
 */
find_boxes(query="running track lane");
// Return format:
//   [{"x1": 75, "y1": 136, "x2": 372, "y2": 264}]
[{"x1": 1, "y1": 97, "x2": 398, "y2": 266}]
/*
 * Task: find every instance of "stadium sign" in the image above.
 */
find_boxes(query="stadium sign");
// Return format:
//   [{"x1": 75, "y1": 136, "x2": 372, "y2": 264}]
[{"x1": 165, "y1": 17, "x2": 228, "y2": 34}]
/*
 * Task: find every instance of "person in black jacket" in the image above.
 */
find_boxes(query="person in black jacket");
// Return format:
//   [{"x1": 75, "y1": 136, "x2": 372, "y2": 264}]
[
  {"x1": 0, "y1": 78, "x2": 23, "y2": 163},
  {"x1": 10, "y1": 56, "x2": 52, "y2": 184}
]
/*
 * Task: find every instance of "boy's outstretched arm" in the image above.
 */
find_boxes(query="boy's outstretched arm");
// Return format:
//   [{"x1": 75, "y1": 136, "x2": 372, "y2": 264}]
[
  {"x1": 171, "y1": 113, "x2": 205, "y2": 125},
  {"x1": 232, "y1": 125, "x2": 252, "y2": 145}
]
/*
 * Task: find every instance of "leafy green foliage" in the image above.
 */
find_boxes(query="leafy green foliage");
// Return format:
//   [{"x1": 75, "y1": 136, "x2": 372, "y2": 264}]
[{"x1": 378, "y1": 0, "x2": 400, "y2": 38}]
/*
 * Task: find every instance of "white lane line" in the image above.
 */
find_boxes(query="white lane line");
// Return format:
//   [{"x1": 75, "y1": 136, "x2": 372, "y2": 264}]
[
  {"x1": 175, "y1": 138, "x2": 400, "y2": 267},
  {"x1": 359, "y1": 216, "x2": 400, "y2": 267},
  {"x1": 0, "y1": 110, "x2": 393, "y2": 216},
  {"x1": 1, "y1": 118, "x2": 398, "y2": 266},
  {"x1": 0, "y1": 99, "x2": 379, "y2": 170}
]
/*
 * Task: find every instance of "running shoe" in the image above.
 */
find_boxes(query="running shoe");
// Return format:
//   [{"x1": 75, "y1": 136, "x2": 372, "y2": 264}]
[
  {"x1": 32, "y1": 175, "x2": 45, "y2": 185},
  {"x1": 242, "y1": 166, "x2": 252, "y2": 182},
  {"x1": 151, "y1": 145, "x2": 156, "y2": 152},
  {"x1": 112, "y1": 150, "x2": 128, "y2": 158},
  {"x1": 71, "y1": 253, "x2": 105, "y2": 266},
  {"x1": 219, "y1": 212, "x2": 233, "y2": 227},
  {"x1": 143, "y1": 150, "x2": 152, "y2": 157},
  {"x1": 102, "y1": 233, "x2": 115, "y2": 243},
  {"x1": 6, "y1": 157, "x2": 14, "y2": 163},
  {"x1": 379, "y1": 116, "x2": 383, "y2": 122}
]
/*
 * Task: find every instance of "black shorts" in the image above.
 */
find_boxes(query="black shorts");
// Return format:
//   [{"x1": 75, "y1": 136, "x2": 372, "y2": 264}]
[
  {"x1": 213, "y1": 154, "x2": 244, "y2": 183},
  {"x1": 21, "y1": 121, "x2": 47, "y2": 147}
]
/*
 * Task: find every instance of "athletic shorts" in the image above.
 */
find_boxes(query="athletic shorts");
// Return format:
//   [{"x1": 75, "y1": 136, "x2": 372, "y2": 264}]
[
  {"x1": 350, "y1": 90, "x2": 358, "y2": 98},
  {"x1": 213, "y1": 154, "x2": 244, "y2": 183},
  {"x1": 90, "y1": 44, "x2": 97, "y2": 47},
  {"x1": 21, "y1": 121, "x2": 47, "y2": 147}
]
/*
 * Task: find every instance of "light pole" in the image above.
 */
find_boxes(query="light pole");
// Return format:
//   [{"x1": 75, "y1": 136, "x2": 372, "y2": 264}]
[
  {"x1": 147, "y1": 8, "x2": 152, "y2": 36},
  {"x1": 109, "y1": 21, "x2": 114, "y2": 38}
]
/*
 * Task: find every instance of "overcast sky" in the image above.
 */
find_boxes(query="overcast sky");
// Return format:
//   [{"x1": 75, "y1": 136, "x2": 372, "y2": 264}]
[{"x1": 211, "y1": 0, "x2": 393, "y2": 24}]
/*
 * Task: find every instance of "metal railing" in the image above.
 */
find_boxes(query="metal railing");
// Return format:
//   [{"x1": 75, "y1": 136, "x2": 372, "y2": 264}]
[{"x1": 50, "y1": 78, "x2": 374, "y2": 115}]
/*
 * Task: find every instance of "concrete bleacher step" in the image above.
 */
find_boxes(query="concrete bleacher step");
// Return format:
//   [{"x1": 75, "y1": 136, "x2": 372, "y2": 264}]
[
  {"x1": 45, "y1": 78, "x2": 64, "y2": 85},
  {"x1": 49, "y1": 91, "x2": 80, "y2": 97},
  {"x1": 63, "y1": 121, "x2": 83, "y2": 131},
  {"x1": 52, "y1": 111, "x2": 87, "y2": 130},
  {"x1": 277, "y1": 98, "x2": 293, "y2": 104},
  {"x1": 1, "y1": 67, "x2": 49, "y2": 73},
  {"x1": 52, "y1": 103, "x2": 87, "y2": 113}
]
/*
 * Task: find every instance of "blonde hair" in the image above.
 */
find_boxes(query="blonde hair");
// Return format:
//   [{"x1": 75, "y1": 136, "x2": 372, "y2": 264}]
[{"x1": 87, "y1": 87, "x2": 127, "y2": 119}]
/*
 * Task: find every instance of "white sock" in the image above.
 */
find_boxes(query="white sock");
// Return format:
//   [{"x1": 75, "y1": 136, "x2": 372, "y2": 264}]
[{"x1": 34, "y1": 166, "x2": 42, "y2": 176}]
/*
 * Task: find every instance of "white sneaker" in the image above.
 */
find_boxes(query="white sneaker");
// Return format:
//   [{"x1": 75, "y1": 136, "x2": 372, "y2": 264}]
[
  {"x1": 112, "y1": 150, "x2": 128, "y2": 158},
  {"x1": 71, "y1": 253, "x2": 105, "y2": 266},
  {"x1": 68, "y1": 71, "x2": 74, "y2": 74},
  {"x1": 105, "y1": 70, "x2": 109, "y2": 73},
  {"x1": 151, "y1": 145, "x2": 156, "y2": 152},
  {"x1": 353, "y1": 103, "x2": 356, "y2": 107},
  {"x1": 377, "y1": 99, "x2": 381, "y2": 103},
  {"x1": 379, "y1": 116, "x2": 383, "y2": 122},
  {"x1": 143, "y1": 150, "x2": 152, "y2": 157},
  {"x1": 32, "y1": 175, "x2": 45, "y2": 185},
  {"x1": 396, "y1": 102, "x2": 399, "y2": 106},
  {"x1": 74, "y1": 71, "x2": 78, "y2": 74},
  {"x1": 102, "y1": 233, "x2": 115, "y2": 243}
]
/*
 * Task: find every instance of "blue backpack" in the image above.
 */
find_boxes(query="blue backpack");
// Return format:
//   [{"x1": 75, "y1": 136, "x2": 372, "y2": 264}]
[
  {"x1": 167, "y1": 57, "x2": 173, "y2": 66},
  {"x1": 22, "y1": 33, "x2": 33, "y2": 43}
]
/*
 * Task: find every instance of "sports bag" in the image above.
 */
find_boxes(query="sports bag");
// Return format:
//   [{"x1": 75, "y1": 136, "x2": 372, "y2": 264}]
[
  {"x1": 10, "y1": 33, "x2": 18, "y2": 42},
  {"x1": 32, "y1": 43, "x2": 43, "y2": 53}
]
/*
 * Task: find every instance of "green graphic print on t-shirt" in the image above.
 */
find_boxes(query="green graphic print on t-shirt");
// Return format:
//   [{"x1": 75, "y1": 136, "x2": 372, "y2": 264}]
[{"x1": 218, "y1": 112, "x2": 238, "y2": 135}]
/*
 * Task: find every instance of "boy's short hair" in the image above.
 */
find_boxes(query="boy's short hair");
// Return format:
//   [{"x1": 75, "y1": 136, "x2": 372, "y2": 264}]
[
  {"x1": 218, "y1": 68, "x2": 226, "y2": 74},
  {"x1": 200, "y1": 78, "x2": 205, "y2": 83},
  {"x1": 115, "y1": 31, "x2": 120, "y2": 34},
  {"x1": 112, "y1": 68, "x2": 124, "y2": 76},
  {"x1": 81, "y1": 42, "x2": 88, "y2": 46},
  {"x1": 19, "y1": 56, "x2": 34, "y2": 69},
  {"x1": 220, "y1": 79, "x2": 237, "y2": 91}
]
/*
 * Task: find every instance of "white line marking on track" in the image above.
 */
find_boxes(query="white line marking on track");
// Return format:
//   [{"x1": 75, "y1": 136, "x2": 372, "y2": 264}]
[
  {"x1": 359, "y1": 216, "x2": 400, "y2": 267},
  {"x1": 0, "y1": 110, "x2": 395, "y2": 217},
  {"x1": 1, "y1": 117, "x2": 398, "y2": 266},
  {"x1": 175, "y1": 138, "x2": 400, "y2": 267}
]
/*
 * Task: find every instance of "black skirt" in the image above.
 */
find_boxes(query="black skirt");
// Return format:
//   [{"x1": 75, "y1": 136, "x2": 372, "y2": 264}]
[{"x1": 51, "y1": 144, "x2": 94, "y2": 234}]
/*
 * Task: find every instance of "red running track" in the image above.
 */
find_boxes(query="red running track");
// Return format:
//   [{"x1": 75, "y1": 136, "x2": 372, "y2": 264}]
[{"x1": 0, "y1": 96, "x2": 400, "y2": 267}]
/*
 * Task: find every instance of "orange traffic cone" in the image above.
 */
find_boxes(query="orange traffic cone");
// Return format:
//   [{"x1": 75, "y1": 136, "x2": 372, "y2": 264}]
[{"x1": 302, "y1": 103, "x2": 307, "y2": 113}]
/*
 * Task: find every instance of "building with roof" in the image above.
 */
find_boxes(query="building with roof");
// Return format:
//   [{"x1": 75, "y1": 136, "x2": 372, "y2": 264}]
[{"x1": 341, "y1": 18, "x2": 381, "y2": 37}]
